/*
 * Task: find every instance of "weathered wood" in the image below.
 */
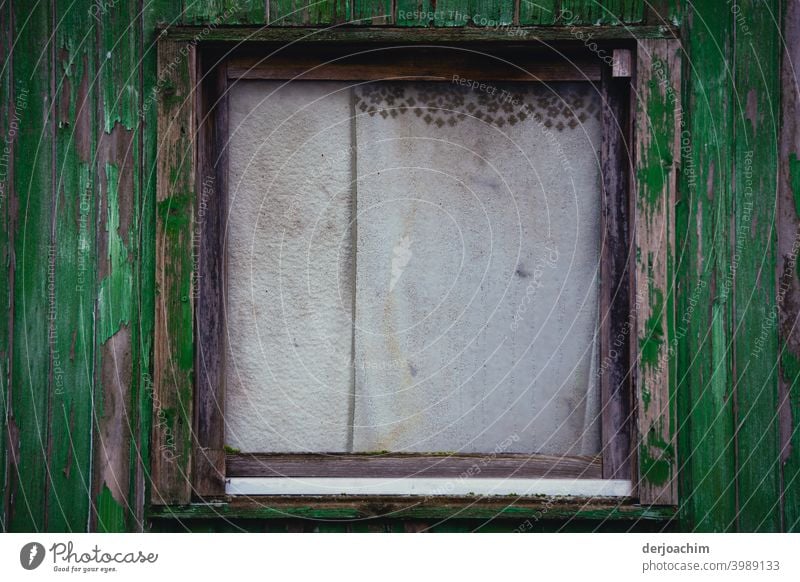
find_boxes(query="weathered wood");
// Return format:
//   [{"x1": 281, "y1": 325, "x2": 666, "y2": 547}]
[
  {"x1": 160, "y1": 24, "x2": 680, "y2": 42},
  {"x1": 193, "y1": 55, "x2": 227, "y2": 498},
  {"x1": 612, "y1": 48, "x2": 632, "y2": 77},
  {"x1": 227, "y1": 47, "x2": 603, "y2": 81},
  {"x1": 633, "y1": 38, "x2": 680, "y2": 505},
  {"x1": 559, "y1": 1, "x2": 646, "y2": 25},
  {"x1": 7, "y1": 0, "x2": 52, "y2": 532},
  {"x1": 396, "y1": 0, "x2": 434, "y2": 26},
  {"x1": 519, "y1": 0, "x2": 558, "y2": 25},
  {"x1": 733, "y1": 0, "x2": 781, "y2": 533},
  {"x1": 227, "y1": 453, "x2": 603, "y2": 479},
  {"x1": 355, "y1": 0, "x2": 393, "y2": 24},
  {"x1": 675, "y1": 0, "x2": 736, "y2": 530},
  {"x1": 49, "y1": 0, "x2": 96, "y2": 532},
  {"x1": 779, "y1": 0, "x2": 800, "y2": 534},
  {"x1": 0, "y1": 0, "x2": 12, "y2": 532},
  {"x1": 137, "y1": 0, "x2": 185, "y2": 528},
  {"x1": 599, "y1": 64, "x2": 632, "y2": 480},
  {"x1": 646, "y1": 0, "x2": 680, "y2": 26},
  {"x1": 183, "y1": 0, "x2": 266, "y2": 24},
  {"x1": 152, "y1": 39, "x2": 197, "y2": 505},
  {"x1": 269, "y1": 0, "x2": 350, "y2": 25},
  {"x1": 91, "y1": 0, "x2": 141, "y2": 533},
  {"x1": 149, "y1": 497, "x2": 675, "y2": 521}
]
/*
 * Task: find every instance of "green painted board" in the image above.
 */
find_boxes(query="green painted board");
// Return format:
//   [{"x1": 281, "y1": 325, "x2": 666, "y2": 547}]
[
  {"x1": 395, "y1": 0, "x2": 434, "y2": 26},
  {"x1": 433, "y1": 0, "x2": 513, "y2": 26},
  {"x1": 732, "y1": 0, "x2": 781, "y2": 533},
  {"x1": 7, "y1": 0, "x2": 52, "y2": 533},
  {"x1": 48, "y1": 0, "x2": 97, "y2": 532},
  {"x1": 676, "y1": 0, "x2": 737, "y2": 532},
  {"x1": 268, "y1": 0, "x2": 350, "y2": 25},
  {"x1": 561, "y1": 1, "x2": 644, "y2": 25},
  {"x1": 0, "y1": 0, "x2": 11, "y2": 533},
  {"x1": 780, "y1": 0, "x2": 800, "y2": 534},
  {"x1": 354, "y1": 0, "x2": 392, "y2": 24},
  {"x1": 183, "y1": 0, "x2": 266, "y2": 24},
  {"x1": 519, "y1": 0, "x2": 559, "y2": 24},
  {"x1": 92, "y1": 0, "x2": 141, "y2": 532}
]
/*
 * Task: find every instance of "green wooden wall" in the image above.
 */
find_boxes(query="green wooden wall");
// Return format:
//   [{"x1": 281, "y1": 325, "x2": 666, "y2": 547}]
[{"x1": 1, "y1": 0, "x2": 797, "y2": 532}]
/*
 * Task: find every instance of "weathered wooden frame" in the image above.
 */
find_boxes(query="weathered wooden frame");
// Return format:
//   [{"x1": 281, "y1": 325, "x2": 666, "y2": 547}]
[{"x1": 152, "y1": 30, "x2": 681, "y2": 509}]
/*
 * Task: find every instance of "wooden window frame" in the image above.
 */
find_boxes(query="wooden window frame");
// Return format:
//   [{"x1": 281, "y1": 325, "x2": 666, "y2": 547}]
[{"x1": 151, "y1": 31, "x2": 681, "y2": 510}]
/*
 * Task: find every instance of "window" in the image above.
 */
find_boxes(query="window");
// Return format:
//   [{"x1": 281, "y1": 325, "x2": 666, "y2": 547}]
[{"x1": 152, "y1": 39, "x2": 681, "y2": 507}]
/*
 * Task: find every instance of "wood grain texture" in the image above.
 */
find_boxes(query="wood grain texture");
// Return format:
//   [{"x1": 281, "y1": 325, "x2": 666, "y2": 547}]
[
  {"x1": 227, "y1": 453, "x2": 603, "y2": 478},
  {"x1": 49, "y1": 0, "x2": 96, "y2": 532},
  {"x1": 0, "y1": 0, "x2": 11, "y2": 532},
  {"x1": 193, "y1": 56, "x2": 227, "y2": 498},
  {"x1": 7, "y1": 0, "x2": 53, "y2": 532},
  {"x1": 354, "y1": 0, "x2": 393, "y2": 24},
  {"x1": 519, "y1": 0, "x2": 559, "y2": 25},
  {"x1": 431, "y1": 0, "x2": 514, "y2": 26},
  {"x1": 91, "y1": 0, "x2": 140, "y2": 533},
  {"x1": 152, "y1": 39, "x2": 196, "y2": 505},
  {"x1": 676, "y1": 0, "x2": 736, "y2": 531},
  {"x1": 183, "y1": 0, "x2": 267, "y2": 24},
  {"x1": 269, "y1": 0, "x2": 351, "y2": 25},
  {"x1": 227, "y1": 48, "x2": 603, "y2": 81},
  {"x1": 160, "y1": 25, "x2": 679, "y2": 42},
  {"x1": 149, "y1": 497, "x2": 674, "y2": 522},
  {"x1": 633, "y1": 38, "x2": 680, "y2": 505},
  {"x1": 646, "y1": 0, "x2": 680, "y2": 26},
  {"x1": 599, "y1": 65, "x2": 632, "y2": 480},
  {"x1": 395, "y1": 0, "x2": 434, "y2": 26},
  {"x1": 732, "y1": 0, "x2": 781, "y2": 533},
  {"x1": 0, "y1": 0, "x2": 795, "y2": 532},
  {"x1": 779, "y1": 0, "x2": 800, "y2": 534},
  {"x1": 137, "y1": 0, "x2": 185, "y2": 528}
]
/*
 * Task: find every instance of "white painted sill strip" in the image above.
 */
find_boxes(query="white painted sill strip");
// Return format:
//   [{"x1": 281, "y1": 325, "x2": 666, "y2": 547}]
[{"x1": 227, "y1": 478, "x2": 632, "y2": 497}]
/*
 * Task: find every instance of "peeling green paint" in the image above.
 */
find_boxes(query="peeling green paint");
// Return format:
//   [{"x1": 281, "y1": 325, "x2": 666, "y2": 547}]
[
  {"x1": 95, "y1": 484, "x2": 126, "y2": 533},
  {"x1": 640, "y1": 287, "x2": 665, "y2": 370},
  {"x1": 639, "y1": 428, "x2": 675, "y2": 486},
  {"x1": 98, "y1": 164, "x2": 133, "y2": 344}
]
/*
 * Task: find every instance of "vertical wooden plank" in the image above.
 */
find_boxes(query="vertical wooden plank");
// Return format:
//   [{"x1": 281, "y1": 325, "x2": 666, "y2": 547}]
[
  {"x1": 779, "y1": 0, "x2": 800, "y2": 533},
  {"x1": 396, "y1": 0, "x2": 434, "y2": 25},
  {"x1": 634, "y1": 38, "x2": 680, "y2": 505},
  {"x1": 676, "y1": 0, "x2": 737, "y2": 530},
  {"x1": 193, "y1": 56, "x2": 226, "y2": 498},
  {"x1": 600, "y1": 65, "x2": 632, "y2": 480},
  {"x1": 733, "y1": 0, "x2": 781, "y2": 533},
  {"x1": 354, "y1": 0, "x2": 393, "y2": 24},
  {"x1": 268, "y1": 0, "x2": 350, "y2": 25},
  {"x1": 519, "y1": 0, "x2": 558, "y2": 25},
  {"x1": 0, "y1": 0, "x2": 12, "y2": 532},
  {"x1": 92, "y1": 0, "x2": 140, "y2": 532},
  {"x1": 647, "y1": 0, "x2": 680, "y2": 26},
  {"x1": 48, "y1": 0, "x2": 96, "y2": 532},
  {"x1": 470, "y1": 0, "x2": 514, "y2": 25},
  {"x1": 621, "y1": 0, "x2": 645, "y2": 23},
  {"x1": 562, "y1": 1, "x2": 644, "y2": 25},
  {"x1": 6, "y1": 0, "x2": 53, "y2": 532},
  {"x1": 434, "y1": 0, "x2": 513, "y2": 26},
  {"x1": 561, "y1": 0, "x2": 597, "y2": 24},
  {"x1": 139, "y1": 0, "x2": 184, "y2": 527},
  {"x1": 152, "y1": 38, "x2": 196, "y2": 505},
  {"x1": 183, "y1": 0, "x2": 266, "y2": 25}
]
